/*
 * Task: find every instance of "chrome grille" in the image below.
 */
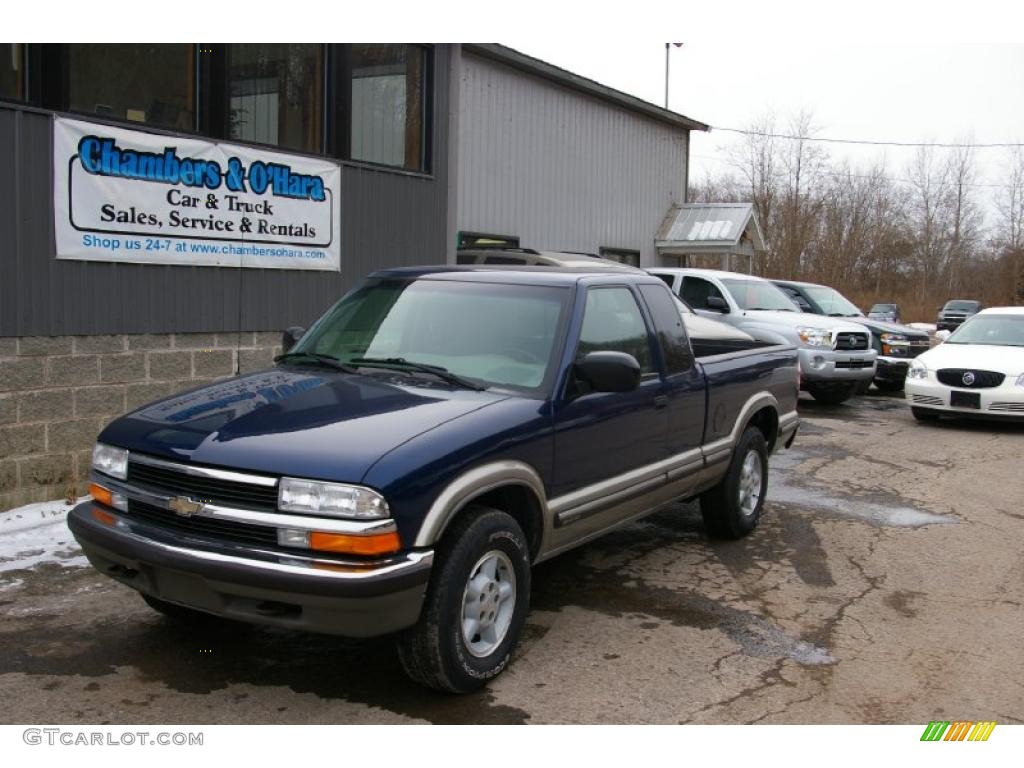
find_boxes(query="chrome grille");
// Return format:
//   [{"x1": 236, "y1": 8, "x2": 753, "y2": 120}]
[
  {"x1": 988, "y1": 402, "x2": 1024, "y2": 412},
  {"x1": 123, "y1": 499, "x2": 279, "y2": 546},
  {"x1": 936, "y1": 369, "x2": 1005, "y2": 389},
  {"x1": 126, "y1": 456, "x2": 278, "y2": 511},
  {"x1": 835, "y1": 332, "x2": 869, "y2": 351}
]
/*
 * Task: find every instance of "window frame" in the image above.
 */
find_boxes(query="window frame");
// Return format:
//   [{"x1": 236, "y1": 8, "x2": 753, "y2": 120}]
[
  {"x1": 0, "y1": 44, "x2": 28, "y2": 105},
  {"x1": 21, "y1": 43, "x2": 434, "y2": 176}
]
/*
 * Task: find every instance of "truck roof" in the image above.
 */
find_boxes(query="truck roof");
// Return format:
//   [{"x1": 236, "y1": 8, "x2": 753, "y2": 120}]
[
  {"x1": 647, "y1": 267, "x2": 771, "y2": 282},
  {"x1": 370, "y1": 264, "x2": 667, "y2": 287}
]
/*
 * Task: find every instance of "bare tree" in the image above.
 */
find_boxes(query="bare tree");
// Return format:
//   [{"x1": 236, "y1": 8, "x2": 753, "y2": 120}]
[{"x1": 995, "y1": 145, "x2": 1024, "y2": 301}]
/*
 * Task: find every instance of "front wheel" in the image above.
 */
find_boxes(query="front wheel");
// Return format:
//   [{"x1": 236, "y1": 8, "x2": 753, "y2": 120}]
[
  {"x1": 700, "y1": 426, "x2": 769, "y2": 539},
  {"x1": 397, "y1": 507, "x2": 530, "y2": 693},
  {"x1": 807, "y1": 383, "x2": 857, "y2": 405}
]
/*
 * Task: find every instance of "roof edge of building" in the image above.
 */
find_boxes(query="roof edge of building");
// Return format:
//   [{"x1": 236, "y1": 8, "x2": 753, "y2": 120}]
[{"x1": 464, "y1": 43, "x2": 710, "y2": 133}]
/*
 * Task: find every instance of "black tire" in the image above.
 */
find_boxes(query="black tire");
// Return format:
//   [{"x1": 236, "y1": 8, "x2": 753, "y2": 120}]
[
  {"x1": 700, "y1": 426, "x2": 769, "y2": 539},
  {"x1": 807, "y1": 383, "x2": 856, "y2": 405},
  {"x1": 141, "y1": 593, "x2": 220, "y2": 623},
  {"x1": 911, "y1": 406, "x2": 940, "y2": 422},
  {"x1": 873, "y1": 378, "x2": 904, "y2": 392},
  {"x1": 397, "y1": 507, "x2": 531, "y2": 693},
  {"x1": 856, "y1": 379, "x2": 872, "y2": 396}
]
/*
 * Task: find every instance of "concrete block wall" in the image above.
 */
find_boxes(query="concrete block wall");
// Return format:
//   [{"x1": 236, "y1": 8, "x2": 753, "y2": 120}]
[{"x1": 0, "y1": 332, "x2": 283, "y2": 511}]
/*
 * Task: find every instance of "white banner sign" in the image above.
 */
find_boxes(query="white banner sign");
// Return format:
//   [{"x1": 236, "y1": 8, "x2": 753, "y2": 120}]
[{"x1": 54, "y1": 117, "x2": 341, "y2": 271}]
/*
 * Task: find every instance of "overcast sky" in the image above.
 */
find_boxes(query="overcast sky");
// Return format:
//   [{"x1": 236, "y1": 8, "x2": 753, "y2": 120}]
[{"x1": 509, "y1": 41, "x2": 1024, "y2": 224}]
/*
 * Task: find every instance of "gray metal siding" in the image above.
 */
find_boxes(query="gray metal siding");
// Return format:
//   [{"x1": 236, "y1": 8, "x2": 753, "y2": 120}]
[
  {"x1": 457, "y1": 53, "x2": 688, "y2": 267},
  {"x1": 0, "y1": 46, "x2": 452, "y2": 337}
]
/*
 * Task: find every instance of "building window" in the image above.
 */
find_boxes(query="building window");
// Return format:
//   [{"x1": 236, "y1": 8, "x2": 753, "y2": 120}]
[
  {"x1": 349, "y1": 44, "x2": 426, "y2": 170},
  {"x1": 1, "y1": 44, "x2": 24, "y2": 100},
  {"x1": 600, "y1": 247, "x2": 641, "y2": 268},
  {"x1": 458, "y1": 232, "x2": 520, "y2": 250},
  {"x1": 227, "y1": 44, "x2": 324, "y2": 153},
  {"x1": 67, "y1": 44, "x2": 195, "y2": 130}
]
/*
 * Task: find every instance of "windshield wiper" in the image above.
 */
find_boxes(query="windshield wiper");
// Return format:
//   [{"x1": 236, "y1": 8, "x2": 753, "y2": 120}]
[
  {"x1": 274, "y1": 351, "x2": 360, "y2": 373},
  {"x1": 350, "y1": 357, "x2": 486, "y2": 391}
]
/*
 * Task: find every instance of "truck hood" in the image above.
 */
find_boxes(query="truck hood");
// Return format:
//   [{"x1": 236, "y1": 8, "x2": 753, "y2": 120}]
[
  {"x1": 739, "y1": 310, "x2": 868, "y2": 334},
  {"x1": 98, "y1": 367, "x2": 511, "y2": 482},
  {"x1": 918, "y1": 342, "x2": 1024, "y2": 375},
  {"x1": 842, "y1": 316, "x2": 930, "y2": 339}
]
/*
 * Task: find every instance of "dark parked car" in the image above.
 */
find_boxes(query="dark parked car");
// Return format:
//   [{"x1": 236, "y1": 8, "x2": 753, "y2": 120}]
[
  {"x1": 772, "y1": 279, "x2": 930, "y2": 391},
  {"x1": 71, "y1": 266, "x2": 799, "y2": 692},
  {"x1": 937, "y1": 300, "x2": 983, "y2": 332},
  {"x1": 868, "y1": 303, "x2": 901, "y2": 323}
]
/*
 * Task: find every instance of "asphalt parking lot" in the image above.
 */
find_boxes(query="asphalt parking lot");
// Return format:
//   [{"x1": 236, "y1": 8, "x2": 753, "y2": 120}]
[{"x1": 1, "y1": 390, "x2": 1022, "y2": 725}]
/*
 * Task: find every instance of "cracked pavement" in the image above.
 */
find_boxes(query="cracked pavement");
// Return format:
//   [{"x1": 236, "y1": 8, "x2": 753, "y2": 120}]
[{"x1": 1, "y1": 391, "x2": 1022, "y2": 724}]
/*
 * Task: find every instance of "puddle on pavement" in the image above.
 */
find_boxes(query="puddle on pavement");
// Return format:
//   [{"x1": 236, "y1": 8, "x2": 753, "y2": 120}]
[{"x1": 771, "y1": 447, "x2": 957, "y2": 528}]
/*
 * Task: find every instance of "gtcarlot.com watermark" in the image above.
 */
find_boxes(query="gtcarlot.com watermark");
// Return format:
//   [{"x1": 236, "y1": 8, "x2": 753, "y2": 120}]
[{"x1": 23, "y1": 728, "x2": 203, "y2": 746}]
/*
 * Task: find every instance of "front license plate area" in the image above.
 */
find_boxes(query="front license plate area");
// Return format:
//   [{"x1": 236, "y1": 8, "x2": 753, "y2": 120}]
[{"x1": 950, "y1": 390, "x2": 980, "y2": 409}]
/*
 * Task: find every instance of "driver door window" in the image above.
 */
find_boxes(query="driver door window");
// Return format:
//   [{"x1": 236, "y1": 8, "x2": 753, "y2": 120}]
[
  {"x1": 681, "y1": 277, "x2": 725, "y2": 311},
  {"x1": 575, "y1": 287, "x2": 654, "y2": 374}
]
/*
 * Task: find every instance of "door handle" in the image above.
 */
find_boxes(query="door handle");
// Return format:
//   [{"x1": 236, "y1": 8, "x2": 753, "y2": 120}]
[{"x1": 654, "y1": 395, "x2": 669, "y2": 409}]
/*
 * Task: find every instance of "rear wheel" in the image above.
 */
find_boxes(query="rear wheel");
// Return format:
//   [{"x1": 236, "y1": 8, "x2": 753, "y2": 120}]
[
  {"x1": 700, "y1": 426, "x2": 768, "y2": 539},
  {"x1": 807, "y1": 383, "x2": 857, "y2": 405},
  {"x1": 911, "y1": 406, "x2": 940, "y2": 422},
  {"x1": 397, "y1": 507, "x2": 530, "y2": 693}
]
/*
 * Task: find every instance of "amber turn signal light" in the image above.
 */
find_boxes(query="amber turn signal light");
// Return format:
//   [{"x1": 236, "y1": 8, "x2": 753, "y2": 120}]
[
  {"x1": 309, "y1": 530, "x2": 401, "y2": 556},
  {"x1": 89, "y1": 482, "x2": 113, "y2": 507}
]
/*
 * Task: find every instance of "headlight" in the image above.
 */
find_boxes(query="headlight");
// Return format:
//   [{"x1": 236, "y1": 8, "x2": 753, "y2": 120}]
[
  {"x1": 796, "y1": 327, "x2": 833, "y2": 348},
  {"x1": 907, "y1": 361, "x2": 928, "y2": 380},
  {"x1": 278, "y1": 477, "x2": 389, "y2": 519},
  {"x1": 880, "y1": 333, "x2": 906, "y2": 342},
  {"x1": 91, "y1": 443, "x2": 128, "y2": 480},
  {"x1": 1016, "y1": 374, "x2": 1024, "y2": 387}
]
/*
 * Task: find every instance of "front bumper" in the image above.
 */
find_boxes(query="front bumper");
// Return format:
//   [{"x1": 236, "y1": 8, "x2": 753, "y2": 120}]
[
  {"x1": 905, "y1": 377, "x2": 1024, "y2": 419},
  {"x1": 68, "y1": 501, "x2": 433, "y2": 637},
  {"x1": 798, "y1": 347, "x2": 877, "y2": 383},
  {"x1": 876, "y1": 356, "x2": 911, "y2": 383}
]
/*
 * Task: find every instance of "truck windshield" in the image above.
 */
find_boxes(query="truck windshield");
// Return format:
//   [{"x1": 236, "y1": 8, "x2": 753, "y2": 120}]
[
  {"x1": 946, "y1": 315, "x2": 1024, "y2": 347},
  {"x1": 721, "y1": 279, "x2": 799, "y2": 312},
  {"x1": 944, "y1": 300, "x2": 981, "y2": 312},
  {"x1": 802, "y1": 286, "x2": 863, "y2": 317},
  {"x1": 290, "y1": 278, "x2": 570, "y2": 390},
  {"x1": 870, "y1": 304, "x2": 895, "y2": 313}
]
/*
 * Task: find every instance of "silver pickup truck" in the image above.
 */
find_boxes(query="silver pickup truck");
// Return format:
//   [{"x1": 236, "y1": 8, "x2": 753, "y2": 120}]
[{"x1": 650, "y1": 268, "x2": 877, "y2": 405}]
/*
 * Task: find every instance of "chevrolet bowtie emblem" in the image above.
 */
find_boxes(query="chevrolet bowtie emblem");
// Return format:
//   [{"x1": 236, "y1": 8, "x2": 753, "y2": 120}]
[{"x1": 169, "y1": 496, "x2": 204, "y2": 517}]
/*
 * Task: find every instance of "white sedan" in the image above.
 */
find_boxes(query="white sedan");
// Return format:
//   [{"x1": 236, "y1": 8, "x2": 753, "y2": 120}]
[{"x1": 905, "y1": 307, "x2": 1024, "y2": 421}]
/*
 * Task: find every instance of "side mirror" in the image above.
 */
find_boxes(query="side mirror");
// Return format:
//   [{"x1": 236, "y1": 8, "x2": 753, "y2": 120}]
[
  {"x1": 575, "y1": 351, "x2": 641, "y2": 394},
  {"x1": 706, "y1": 296, "x2": 730, "y2": 313},
  {"x1": 282, "y1": 326, "x2": 306, "y2": 354}
]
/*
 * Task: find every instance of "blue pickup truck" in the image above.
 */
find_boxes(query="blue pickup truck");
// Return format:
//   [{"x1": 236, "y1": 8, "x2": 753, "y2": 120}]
[{"x1": 70, "y1": 266, "x2": 799, "y2": 692}]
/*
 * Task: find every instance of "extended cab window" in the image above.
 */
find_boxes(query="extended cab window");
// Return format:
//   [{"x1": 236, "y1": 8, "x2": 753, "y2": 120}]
[
  {"x1": 576, "y1": 287, "x2": 654, "y2": 374},
  {"x1": 681, "y1": 276, "x2": 726, "y2": 310},
  {"x1": 639, "y1": 284, "x2": 692, "y2": 374}
]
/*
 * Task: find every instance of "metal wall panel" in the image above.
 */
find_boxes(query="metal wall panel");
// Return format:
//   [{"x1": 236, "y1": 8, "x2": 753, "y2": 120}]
[
  {"x1": 457, "y1": 53, "x2": 688, "y2": 267},
  {"x1": 0, "y1": 46, "x2": 452, "y2": 337}
]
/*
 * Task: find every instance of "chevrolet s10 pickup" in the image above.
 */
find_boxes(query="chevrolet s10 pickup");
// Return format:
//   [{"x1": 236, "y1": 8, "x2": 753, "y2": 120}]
[{"x1": 70, "y1": 266, "x2": 799, "y2": 692}]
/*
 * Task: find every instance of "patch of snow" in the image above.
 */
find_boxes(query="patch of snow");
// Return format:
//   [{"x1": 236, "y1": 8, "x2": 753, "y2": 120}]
[{"x1": 0, "y1": 496, "x2": 90, "y2": 573}]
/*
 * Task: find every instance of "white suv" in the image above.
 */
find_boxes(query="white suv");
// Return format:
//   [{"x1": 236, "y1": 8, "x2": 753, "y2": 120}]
[{"x1": 649, "y1": 268, "x2": 877, "y2": 405}]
